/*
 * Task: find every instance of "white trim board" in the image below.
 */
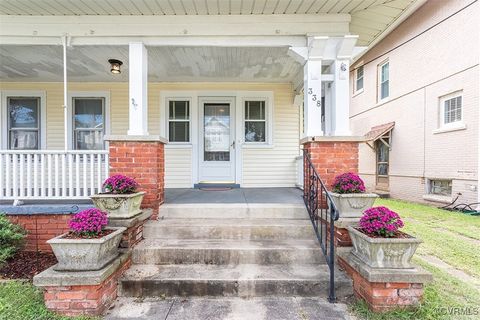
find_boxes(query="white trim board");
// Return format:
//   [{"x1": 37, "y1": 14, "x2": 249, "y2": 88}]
[
  {"x1": 0, "y1": 90, "x2": 47, "y2": 149},
  {"x1": 160, "y1": 90, "x2": 274, "y2": 186}
]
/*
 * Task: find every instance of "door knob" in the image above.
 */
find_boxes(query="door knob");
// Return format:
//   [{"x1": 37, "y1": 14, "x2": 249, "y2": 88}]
[{"x1": 231, "y1": 141, "x2": 235, "y2": 149}]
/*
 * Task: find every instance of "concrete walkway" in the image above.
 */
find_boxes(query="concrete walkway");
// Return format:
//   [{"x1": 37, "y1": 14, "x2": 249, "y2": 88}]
[
  {"x1": 165, "y1": 188, "x2": 304, "y2": 204},
  {"x1": 105, "y1": 297, "x2": 352, "y2": 320}
]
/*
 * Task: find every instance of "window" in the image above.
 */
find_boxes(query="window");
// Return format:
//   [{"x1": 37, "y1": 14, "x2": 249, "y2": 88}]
[
  {"x1": 428, "y1": 180, "x2": 452, "y2": 196},
  {"x1": 378, "y1": 61, "x2": 389, "y2": 101},
  {"x1": 244, "y1": 100, "x2": 266, "y2": 143},
  {"x1": 441, "y1": 93, "x2": 462, "y2": 125},
  {"x1": 7, "y1": 97, "x2": 40, "y2": 150},
  {"x1": 355, "y1": 65, "x2": 364, "y2": 92},
  {"x1": 168, "y1": 100, "x2": 190, "y2": 143},
  {"x1": 73, "y1": 97, "x2": 105, "y2": 150}
]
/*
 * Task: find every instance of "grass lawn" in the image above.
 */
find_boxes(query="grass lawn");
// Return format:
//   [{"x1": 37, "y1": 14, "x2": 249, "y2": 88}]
[
  {"x1": 350, "y1": 198, "x2": 480, "y2": 320},
  {"x1": 0, "y1": 281, "x2": 96, "y2": 320}
]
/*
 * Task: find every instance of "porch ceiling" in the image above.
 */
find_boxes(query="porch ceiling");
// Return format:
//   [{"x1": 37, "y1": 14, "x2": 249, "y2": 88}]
[
  {"x1": 0, "y1": 45, "x2": 302, "y2": 82},
  {"x1": 0, "y1": 0, "x2": 423, "y2": 47}
]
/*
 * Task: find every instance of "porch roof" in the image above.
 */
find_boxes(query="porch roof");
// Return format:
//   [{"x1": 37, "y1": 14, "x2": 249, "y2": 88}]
[{"x1": 0, "y1": 0, "x2": 426, "y2": 47}]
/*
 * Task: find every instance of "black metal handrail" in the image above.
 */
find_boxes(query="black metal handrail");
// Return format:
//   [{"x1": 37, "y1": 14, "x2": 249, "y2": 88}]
[{"x1": 303, "y1": 149, "x2": 339, "y2": 303}]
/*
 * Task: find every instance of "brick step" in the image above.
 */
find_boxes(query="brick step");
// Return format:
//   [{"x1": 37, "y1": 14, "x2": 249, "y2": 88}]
[
  {"x1": 132, "y1": 239, "x2": 326, "y2": 265},
  {"x1": 143, "y1": 219, "x2": 314, "y2": 240},
  {"x1": 159, "y1": 204, "x2": 308, "y2": 220},
  {"x1": 119, "y1": 264, "x2": 352, "y2": 299}
]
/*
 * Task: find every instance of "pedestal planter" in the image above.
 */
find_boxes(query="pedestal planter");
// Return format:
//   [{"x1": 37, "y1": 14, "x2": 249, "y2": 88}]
[
  {"x1": 329, "y1": 193, "x2": 378, "y2": 218},
  {"x1": 348, "y1": 226, "x2": 422, "y2": 269},
  {"x1": 47, "y1": 227, "x2": 126, "y2": 271},
  {"x1": 90, "y1": 192, "x2": 145, "y2": 219}
]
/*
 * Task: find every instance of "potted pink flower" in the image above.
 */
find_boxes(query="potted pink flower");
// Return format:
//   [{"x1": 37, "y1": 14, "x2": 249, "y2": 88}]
[
  {"x1": 90, "y1": 175, "x2": 146, "y2": 219},
  {"x1": 348, "y1": 206, "x2": 422, "y2": 269},
  {"x1": 48, "y1": 208, "x2": 126, "y2": 271},
  {"x1": 329, "y1": 172, "x2": 378, "y2": 218}
]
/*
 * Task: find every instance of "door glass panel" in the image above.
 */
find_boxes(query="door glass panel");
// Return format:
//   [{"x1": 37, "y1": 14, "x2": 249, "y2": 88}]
[{"x1": 204, "y1": 103, "x2": 230, "y2": 161}]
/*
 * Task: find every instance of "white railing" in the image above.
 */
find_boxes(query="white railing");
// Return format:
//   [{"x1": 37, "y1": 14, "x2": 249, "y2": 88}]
[
  {"x1": 0, "y1": 150, "x2": 109, "y2": 202},
  {"x1": 296, "y1": 155, "x2": 304, "y2": 189}
]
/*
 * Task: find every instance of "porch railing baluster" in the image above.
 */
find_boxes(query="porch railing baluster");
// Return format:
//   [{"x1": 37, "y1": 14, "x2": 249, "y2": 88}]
[
  {"x1": 302, "y1": 149, "x2": 340, "y2": 303},
  {"x1": 0, "y1": 150, "x2": 109, "y2": 203}
]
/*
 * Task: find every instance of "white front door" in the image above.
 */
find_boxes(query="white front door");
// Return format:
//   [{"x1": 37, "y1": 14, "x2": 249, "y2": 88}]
[{"x1": 198, "y1": 97, "x2": 236, "y2": 183}]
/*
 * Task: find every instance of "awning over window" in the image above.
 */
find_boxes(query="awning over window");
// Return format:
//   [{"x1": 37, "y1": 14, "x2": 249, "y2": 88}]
[{"x1": 364, "y1": 122, "x2": 395, "y2": 150}]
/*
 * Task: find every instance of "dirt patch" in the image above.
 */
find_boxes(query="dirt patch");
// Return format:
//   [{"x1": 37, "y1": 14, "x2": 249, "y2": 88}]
[
  {"x1": 355, "y1": 227, "x2": 412, "y2": 239},
  {"x1": 0, "y1": 251, "x2": 57, "y2": 280},
  {"x1": 62, "y1": 229, "x2": 115, "y2": 239}
]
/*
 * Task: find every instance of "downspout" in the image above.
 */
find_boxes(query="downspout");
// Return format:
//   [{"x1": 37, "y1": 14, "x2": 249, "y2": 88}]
[
  {"x1": 478, "y1": 91, "x2": 480, "y2": 210},
  {"x1": 62, "y1": 35, "x2": 69, "y2": 150}
]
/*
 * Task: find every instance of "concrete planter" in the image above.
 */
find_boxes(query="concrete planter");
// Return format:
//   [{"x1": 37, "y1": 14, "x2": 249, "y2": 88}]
[
  {"x1": 348, "y1": 226, "x2": 422, "y2": 269},
  {"x1": 48, "y1": 227, "x2": 126, "y2": 271},
  {"x1": 329, "y1": 192, "x2": 378, "y2": 218},
  {"x1": 90, "y1": 191, "x2": 145, "y2": 219}
]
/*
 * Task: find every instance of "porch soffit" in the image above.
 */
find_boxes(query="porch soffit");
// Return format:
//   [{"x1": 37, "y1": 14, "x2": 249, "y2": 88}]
[
  {"x1": 0, "y1": 45, "x2": 302, "y2": 83},
  {"x1": 0, "y1": 0, "x2": 423, "y2": 47}
]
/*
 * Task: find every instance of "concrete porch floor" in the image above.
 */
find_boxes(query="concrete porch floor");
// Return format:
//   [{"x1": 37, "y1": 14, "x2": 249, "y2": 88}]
[{"x1": 165, "y1": 188, "x2": 304, "y2": 204}]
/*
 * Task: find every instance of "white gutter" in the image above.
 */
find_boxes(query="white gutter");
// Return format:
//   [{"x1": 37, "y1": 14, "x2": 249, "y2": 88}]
[
  {"x1": 62, "y1": 35, "x2": 68, "y2": 150},
  {"x1": 478, "y1": 89, "x2": 480, "y2": 210},
  {"x1": 352, "y1": 0, "x2": 428, "y2": 62}
]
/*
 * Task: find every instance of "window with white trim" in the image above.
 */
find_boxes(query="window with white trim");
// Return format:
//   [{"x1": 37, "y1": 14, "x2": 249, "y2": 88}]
[
  {"x1": 168, "y1": 100, "x2": 190, "y2": 143},
  {"x1": 377, "y1": 61, "x2": 389, "y2": 101},
  {"x1": 244, "y1": 100, "x2": 267, "y2": 143},
  {"x1": 440, "y1": 93, "x2": 462, "y2": 126},
  {"x1": 73, "y1": 97, "x2": 105, "y2": 150},
  {"x1": 7, "y1": 97, "x2": 41, "y2": 150},
  {"x1": 355, "y1": 65, "x2": 364, "y2": 92},
  {"x1": 428, "y1": 179, "x2": 452, "y2": 197}
]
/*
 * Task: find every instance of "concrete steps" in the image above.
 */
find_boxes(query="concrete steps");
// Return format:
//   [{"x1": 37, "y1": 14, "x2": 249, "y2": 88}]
[
  {"x1": 132, "y1": 238, "x2": 325, "y2": 265},
  {"x1": 120, "y1": 264, "x2": 351, "y2": 299},
  {"x1": 143, "y1": 218, "x2": 315, "y2": 240},
  {"x1": 159, "y1": 203, "x2": 308, "y2": 220},
  {"x1": 120, "y1": 203, "x2": 352, "y2": 301}
]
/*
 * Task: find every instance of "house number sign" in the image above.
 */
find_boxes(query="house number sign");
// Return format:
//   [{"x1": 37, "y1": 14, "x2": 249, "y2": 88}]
[{"x1": 307, "y1": 88, "x2": 322, "y2": 107}]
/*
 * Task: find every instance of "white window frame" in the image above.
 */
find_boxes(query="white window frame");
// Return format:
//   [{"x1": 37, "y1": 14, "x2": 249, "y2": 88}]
[
  {"x1": 243, "y1": 99, "x2": 268, "y2": 145},
  {"x1": 440, "y1": 91, "x2": 464, "y2": 126},
  {"x1": 377, "y1": 60, "x2": 389, "y2": 102},
  {"x1": 241, "y1": 94, "x2": 273, "y2": 148},
  {"x1": 355, "y1": 65, "x2": 364, "y2": 94},
  {"x1": 67, "y1": 91, "x2": 110, "y2": 150},
  {"x1": 165, "y1": 97, "x2": 193, "y2": 145},
  {"x1": 1, "y1": 90, "x2": 47, "y2": 150},
  {"x1": 423, "y1": 179, "x2": 453, "y2": 204}
]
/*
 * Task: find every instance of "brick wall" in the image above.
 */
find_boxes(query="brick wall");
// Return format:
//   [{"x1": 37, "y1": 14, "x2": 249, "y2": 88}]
[
  {"x1": 303, "y1": 140, "x2": 359, "y2": 189},
  {"x1": 339, "y1": 256, "x2": 425, "y2": 312},
  {"x1": 43, "y1": 256, "x2": 132, "y2": 316},
  {"x1": 108, "y1": 140, "x2": 165, "y2": 219},
  {"x1": 7, "y1": 214, "x2": 71, "y2": 252}
]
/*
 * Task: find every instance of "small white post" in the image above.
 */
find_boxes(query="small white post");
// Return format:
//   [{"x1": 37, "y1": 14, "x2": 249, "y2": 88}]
[
  {"x1": 332, "y1": 59, "x2": 351, "y2": 136},
  {"x1": 303, "y1": 59, "x2": 323, "y2": 137},
  {"x1": 128, "y1": 42, "x2": 149, "y2": 136}
]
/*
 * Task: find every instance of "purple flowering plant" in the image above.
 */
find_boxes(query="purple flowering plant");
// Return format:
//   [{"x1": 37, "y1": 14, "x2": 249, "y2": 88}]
[
  {"x1": 103, "y1": 175, "x2": 138, "y2": 194},
  {"x1": 359, "y1": 206, "x2": 404, "y2": 238},
  {"x1": 331, "y1": 172, "x2": 366, "y2": 194},
  {"x1": 68, "y1": 208, "x2": 108, "y2": 237}
]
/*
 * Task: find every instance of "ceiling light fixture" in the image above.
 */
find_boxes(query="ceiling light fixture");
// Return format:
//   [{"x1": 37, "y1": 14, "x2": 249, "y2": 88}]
[{"x1": 108, "y1": 59, "x2": 123, "y2": 74}]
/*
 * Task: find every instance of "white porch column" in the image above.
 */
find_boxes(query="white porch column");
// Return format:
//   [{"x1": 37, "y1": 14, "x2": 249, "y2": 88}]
[
  {"x1": 332, "y1": 59, "x2": 351, "y2": 136},
  {"x1": 128, "y1": 42, "x2": 149, "y2": 135},
  {"x1": 303, "y1": 59, "x2": 323, "y2": 137}
]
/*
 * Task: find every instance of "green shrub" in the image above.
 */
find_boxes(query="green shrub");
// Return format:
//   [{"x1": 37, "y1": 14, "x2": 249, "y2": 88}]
[{"x1": 0, "y1": 214, "x2": 26, "y2": 266}]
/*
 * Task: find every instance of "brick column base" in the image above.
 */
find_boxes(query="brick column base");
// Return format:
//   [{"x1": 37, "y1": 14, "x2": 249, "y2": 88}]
[
  {"x1": 34, "y1": 252, "x2": 131, "y2": 317},
  {"x1": 106, "y1": 135, "x2": 167, "y2": 220},
  {"x1": 108, "y1": 210, "x2": 152, "y2": 249},
  {"x1": 338, "y1": 252, "x2": 432, "y2": 312},
  {"x1": 302, "y1": 137, "x2": 362, "y2": 247}
]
